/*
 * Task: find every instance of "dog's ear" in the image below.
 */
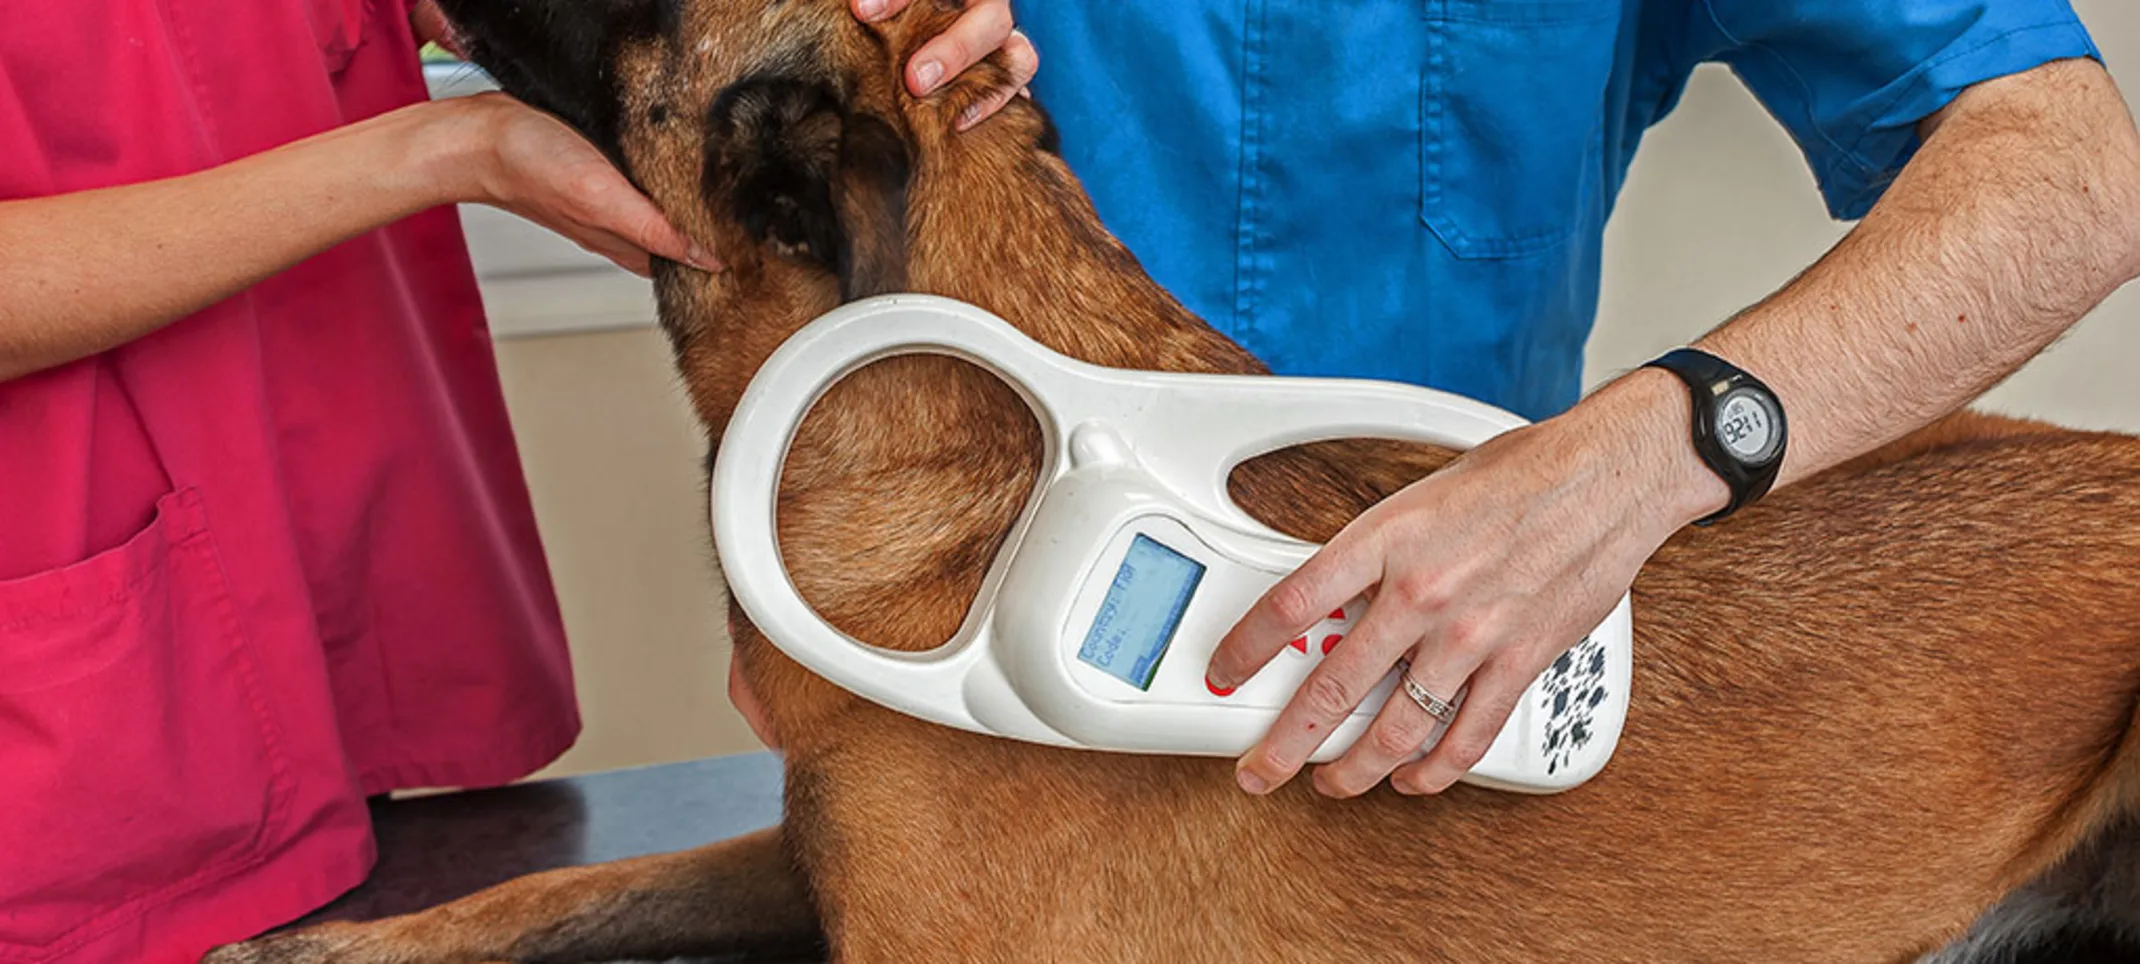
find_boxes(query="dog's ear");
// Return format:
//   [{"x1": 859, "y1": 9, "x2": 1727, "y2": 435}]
[{"x1": 703, "y1": 75, "x2": 914, "y2": 300}]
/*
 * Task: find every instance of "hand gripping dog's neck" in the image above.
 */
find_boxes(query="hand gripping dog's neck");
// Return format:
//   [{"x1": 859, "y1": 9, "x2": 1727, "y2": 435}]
[{"x1": 635, "y1": 17, "x2": 1268, "y2": 436}]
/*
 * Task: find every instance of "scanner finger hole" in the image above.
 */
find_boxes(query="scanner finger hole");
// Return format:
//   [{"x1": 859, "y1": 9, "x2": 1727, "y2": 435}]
[{"x1": 769, "y1": 352, "x2": 1046, "y2": 653}]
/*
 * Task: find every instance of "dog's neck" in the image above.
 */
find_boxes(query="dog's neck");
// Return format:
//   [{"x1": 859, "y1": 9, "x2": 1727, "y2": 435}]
[
  {"x1": 663, "y1": 98, "x2": 1267, "y2": 435},
  {"x1": 898, "y1": 105, "x2": 1268, "y2": 379},
  {"x1": 692, "y1": 92, "x2": 1418, "y2": 749}
]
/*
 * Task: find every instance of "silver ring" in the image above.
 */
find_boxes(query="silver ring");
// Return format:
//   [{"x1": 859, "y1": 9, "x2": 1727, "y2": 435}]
[{"x1": 1400, "y1": 671, "x2": 1458, "y2": 725}]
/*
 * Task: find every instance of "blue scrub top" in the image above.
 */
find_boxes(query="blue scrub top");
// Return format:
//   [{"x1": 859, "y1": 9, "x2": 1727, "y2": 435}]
[{"x1": 1021, "y1": 1, "x2": 2098, "y2": 420}]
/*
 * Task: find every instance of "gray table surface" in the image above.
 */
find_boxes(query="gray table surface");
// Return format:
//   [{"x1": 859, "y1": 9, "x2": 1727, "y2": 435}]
[
  {"x1": 292, "y1": 751, "x2": 815, "y2": 963},
  {"x1": 290, "y1": 751, "x2": 2131, "y2": 962}
]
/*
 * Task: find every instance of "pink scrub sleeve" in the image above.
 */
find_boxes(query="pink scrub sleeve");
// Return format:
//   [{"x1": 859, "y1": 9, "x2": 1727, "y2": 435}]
[{"x1": 0, "y1": 2, "x2": 580, "y2": 960}]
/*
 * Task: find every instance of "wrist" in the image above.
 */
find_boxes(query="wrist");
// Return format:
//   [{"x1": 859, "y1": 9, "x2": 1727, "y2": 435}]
[
  {"x1": 1572, "y1": 367, "x2": 1733, "y2": 539},
  {"x1": 394, "y1": 96, "x2": 505, "y2": 208}
]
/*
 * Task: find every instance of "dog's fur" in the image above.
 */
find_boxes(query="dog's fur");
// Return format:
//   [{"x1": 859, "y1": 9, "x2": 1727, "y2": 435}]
[{"x1": 209, "y1": 2, "x2": 2140, "y2": 961}]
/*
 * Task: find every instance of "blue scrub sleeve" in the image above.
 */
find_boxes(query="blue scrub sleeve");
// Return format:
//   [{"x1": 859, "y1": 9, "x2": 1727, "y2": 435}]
[{"x1": 1694, "y1": 0, "x2": 2101, "y2": 219}]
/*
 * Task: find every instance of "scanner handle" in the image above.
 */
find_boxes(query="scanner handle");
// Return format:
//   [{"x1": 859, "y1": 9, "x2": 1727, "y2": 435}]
[
  {"x1": 714, "y1": 295, "x2": 1538, "y2": 737},
  {"x1": 1110, "y1": 371, "x2": 1528, "y2": 545}
]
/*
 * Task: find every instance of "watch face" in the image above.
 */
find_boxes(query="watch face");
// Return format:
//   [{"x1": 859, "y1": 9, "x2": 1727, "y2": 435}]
[{"x1": 1715, "y1": 388, "x2": 1783, "y2": 465}]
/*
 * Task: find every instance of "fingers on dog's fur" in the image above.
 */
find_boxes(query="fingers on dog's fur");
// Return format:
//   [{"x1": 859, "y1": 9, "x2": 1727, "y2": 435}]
[
  {"x1": 704, "y1": 76, "x2": 913, "y2": 300},
  {"x1": 956, "y1": 31, "x2": 1039, "y2": 131}
]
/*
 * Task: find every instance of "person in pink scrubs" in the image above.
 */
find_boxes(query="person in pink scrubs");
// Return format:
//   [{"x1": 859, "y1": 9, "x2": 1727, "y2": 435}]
[{"x1": 0, "y1": 1, "x2": 1030, "y2": 962}]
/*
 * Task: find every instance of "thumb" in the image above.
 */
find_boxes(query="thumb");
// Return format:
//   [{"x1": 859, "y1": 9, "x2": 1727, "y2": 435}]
[
  {"x1": 615, "y1": 197, "x2": 721, "y2": 273},
  {"x1": 410, "y1": 1, "x2": 466, "y2": 57}
]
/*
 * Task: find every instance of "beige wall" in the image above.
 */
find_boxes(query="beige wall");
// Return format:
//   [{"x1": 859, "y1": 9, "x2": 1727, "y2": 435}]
[
  {"x1": 491, "y1": 330, "x2": 758, "y2": 779},
  {"x1": 498, "y1": 0, "x2": 2140, "y2": 779},
  {"x1": 1591, "y1": 0, "x2": 2138, "y2": 434}
]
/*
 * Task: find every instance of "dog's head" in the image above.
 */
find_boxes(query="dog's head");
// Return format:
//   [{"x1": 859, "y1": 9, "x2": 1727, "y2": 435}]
[
  {"x1": 434, "y1": 0, "x2": 1053, "y2": 303},
  {"x1": 432, "y1": 2, "x2": 1261, "y2": 753}
]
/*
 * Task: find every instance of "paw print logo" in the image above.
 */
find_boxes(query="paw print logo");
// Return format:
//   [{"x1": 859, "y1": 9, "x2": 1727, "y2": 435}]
[{"x1": 1537, "y1": 636, "x2": 1610, "y2": 776}]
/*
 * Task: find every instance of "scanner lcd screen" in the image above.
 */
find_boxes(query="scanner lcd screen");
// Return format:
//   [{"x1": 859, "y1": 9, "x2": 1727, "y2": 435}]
[{"x1": 1077, "y1": 534, "x2": 1206, "y2": 690}]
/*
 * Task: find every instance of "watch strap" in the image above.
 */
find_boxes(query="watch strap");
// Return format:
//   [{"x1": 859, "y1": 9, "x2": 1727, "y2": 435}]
[{"x1": 1642, "y1": 348, "x2": 1786, "y2": 527}]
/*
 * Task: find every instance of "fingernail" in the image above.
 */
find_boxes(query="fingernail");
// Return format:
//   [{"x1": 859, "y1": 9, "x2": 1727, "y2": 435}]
[
  {"x1": 686, "y1": 243, "x2": 719, "y2": 271},
  {"x1": 956, "y1": 103, "x2": 984, "y2": 131},
  {"x1": 1205, "y1": 677, "x2": 1236, "y2": 698},
  {"x1": 914, "y1": 60, "x2": 944, "y2": 93},
  {"x1": 1236, "y1": 768, "x2": 1269, "y2": 795},
  {"x1": 857, "y1": 0, "x2": 887, "y2": 20}
]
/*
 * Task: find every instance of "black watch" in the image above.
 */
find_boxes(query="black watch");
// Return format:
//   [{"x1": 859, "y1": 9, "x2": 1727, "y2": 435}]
[{"x1": 1641, "y1": 348, "x2": 1788, "y2": 526}]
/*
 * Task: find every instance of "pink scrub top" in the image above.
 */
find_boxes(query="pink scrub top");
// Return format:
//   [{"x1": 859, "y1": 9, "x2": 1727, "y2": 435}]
[{"x1": 0, "y1": 2, "x2": 581, "y2": 960}]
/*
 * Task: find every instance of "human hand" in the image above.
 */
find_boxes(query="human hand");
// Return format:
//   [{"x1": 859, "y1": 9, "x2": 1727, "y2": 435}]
[
  {"x1": 436, "y1": 93, "x2": 717, "y2": 278},
  {"x1": 410, "y1": 0, "x2": 465, "y2": 57},
  {"x1": 1206, "y1": 382, "x2": 1720, "y2": 797},
  {"x1": 852, "y1": 0, "x2": 1039, "y2": 131}
]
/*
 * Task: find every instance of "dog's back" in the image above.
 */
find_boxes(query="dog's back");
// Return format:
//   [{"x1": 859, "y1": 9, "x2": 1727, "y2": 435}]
[{"x1": 774, "y1": 414, "x2": 2140, "y2": 962}]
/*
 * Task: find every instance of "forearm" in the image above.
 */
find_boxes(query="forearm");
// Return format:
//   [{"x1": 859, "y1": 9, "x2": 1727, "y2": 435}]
[
  {"x1": 0, "y1": 98, "x2": 485, "y2": 382},
  {"x1": 1586, "y1": 58, "x2": 2140, "y2": 531},
  {"x1": 1220, "y1": 61, "x2": 2140, "y2": 797}
]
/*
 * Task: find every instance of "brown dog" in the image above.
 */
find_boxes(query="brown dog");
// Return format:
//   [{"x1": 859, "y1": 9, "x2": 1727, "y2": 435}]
[{"x1": 208, "y1": 2, "x2": 2140, "y2": 961}]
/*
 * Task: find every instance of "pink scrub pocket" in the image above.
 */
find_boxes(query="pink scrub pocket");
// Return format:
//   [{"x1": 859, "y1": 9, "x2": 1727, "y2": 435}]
[
  {"x1": 299, "y1": 0, "x2": 374, "y2": 73},
  {"x1": 0, "y1": 488, "x2": 293, "y2": 959}
]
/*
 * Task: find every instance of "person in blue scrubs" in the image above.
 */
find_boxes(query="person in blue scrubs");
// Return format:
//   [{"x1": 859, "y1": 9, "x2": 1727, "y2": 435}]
[{"x1": 865, "y1": 1, "x2": 2137, "y2": 799}]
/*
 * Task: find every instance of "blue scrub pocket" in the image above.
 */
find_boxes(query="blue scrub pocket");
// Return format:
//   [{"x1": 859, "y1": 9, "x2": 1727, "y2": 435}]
[{"x1": 1420, "y1": 0, "x2": 1619, "y2": 259}]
